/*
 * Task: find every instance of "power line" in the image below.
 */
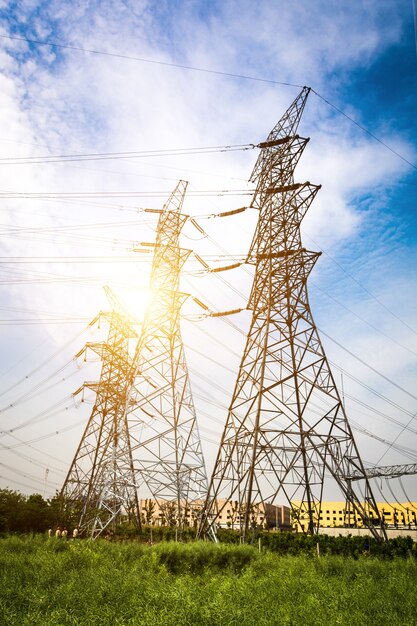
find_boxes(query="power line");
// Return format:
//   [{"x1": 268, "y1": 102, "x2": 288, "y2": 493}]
[
  {"x1": 0, "y1": 189, "x2": 253, "y2": 199},
  {"x1": 0, "y1": 473, "x2": 50, "y2": 494},
  {"x1": 189, "y1": 236, "x2": 417, "y2": 419},
  {"x1": 186, "y1": 272, "x2": 417, "y2": 445},
  {"x1": 0, "y1": 461, "x2": 61, "y2": 490},
  {"x1": 0, "y1": 397, "x2": 74, "y2": 437},
  {"x1": 0, "y1": 141, "x2": 250, "y2": 185},
  {"x1": 0, "y1": 320, "x2": 89, "y2": 326},
  {"x1": 4, "y1": 416, "x2": 86, "y2": 449},
  {"x1": 376, "y1": 411, "x2": 417, "y2": 466},
  {"x1": 399, "y1": 477, "x2": 417, "y2": 509},
  {"x1": 320, "y1": 328, "x2": 417, "y2": 402},
  {"x1": 0, "y1": 33, "x2": 304, "y2": 89},
  {"x1": 345, "y1": 392, "x2": 417, "y2": 435},
  {"x1": 1, "y1": 34, "x2": 415, "y2": 172},
  {"x1": 350, "y1": 419, "x2": 417, "y2": 462},
  {"x1": 310, "y1": 88, "x2": 417, "y2": 171},
  {"x1": 0, "y1": 217, "x2": 155, "y2": 234},
  {"x1": 0, "y1": 435, "x2": 68, "y2": 471},
  {"x1": 0, "y1": 326, "x2": 87, "y2": 400},
  {"x1": 0, "y1": 367, "x2": 80, "y2": 414},
  {"x1": 0, "y1": 256, "x2": 148, "y2": 263},
  {"x1": 310, "y1": 279, "x2": 417, "y2": 359},
  {"x1": 303, "y1": 231, "x2": 417, "y2": 337},
  {"x1": 0, "y1": 143, "x2": 256, "y2": 165},
  {"x1": 331, "y1": 362, "x2": 417, "y2": 422}
]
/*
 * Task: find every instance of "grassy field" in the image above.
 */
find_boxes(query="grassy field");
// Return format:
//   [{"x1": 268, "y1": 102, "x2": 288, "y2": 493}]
[{"x1": 0, "y1": 535, "x2": 416, "y2": 625}]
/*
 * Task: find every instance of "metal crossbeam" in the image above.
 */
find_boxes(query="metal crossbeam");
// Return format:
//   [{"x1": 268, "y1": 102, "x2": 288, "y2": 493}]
[{"x1": 349, "y1": 463, "x2": 417, "y2": 481}]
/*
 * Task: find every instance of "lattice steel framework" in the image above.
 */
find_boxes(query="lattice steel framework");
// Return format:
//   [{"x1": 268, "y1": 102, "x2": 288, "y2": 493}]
[
  {"x1": 199, "y1": 87, "x2": 387, "y2": 542},
  {"x1": 127, "y1": 180, "x2": 208, "y2": 529},
  {"x1": 348, "y1": 463, "x2": 417, "y2": 481},
  {"x1": 61, "y1": 288, "x2": 140, "y2": 537}
]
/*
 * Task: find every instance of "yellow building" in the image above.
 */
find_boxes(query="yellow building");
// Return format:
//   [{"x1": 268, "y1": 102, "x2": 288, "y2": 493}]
[
  {"x1": 213, "y1": 499, "x2": 291, "y2": 529},
  {"x1": 291, "y1": 501, "x2": 417, "y2": 532},
  {"x1": 139, "y1": 498, "x2": 291, "y2": 529},
  {"x1": 140, "y1": 498, "x2": 203, "y2": 527}
]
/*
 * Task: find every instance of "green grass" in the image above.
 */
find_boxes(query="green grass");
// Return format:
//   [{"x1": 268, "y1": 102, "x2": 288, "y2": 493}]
[{"x1": 0, "y1": 535, "x2": 416, "y2": 625}]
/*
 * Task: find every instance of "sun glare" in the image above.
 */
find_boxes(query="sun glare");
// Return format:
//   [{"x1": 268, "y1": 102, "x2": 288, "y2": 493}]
[{"x1": 113, "y1": 286, "x2": 152, "y2": 325}]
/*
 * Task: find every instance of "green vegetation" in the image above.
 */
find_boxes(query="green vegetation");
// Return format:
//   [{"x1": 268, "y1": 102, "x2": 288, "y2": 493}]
[
  {"x1": 110, "y1": 524, "x2": 417, "y2": 559},
  {"x1": 1, "y1": 488, "x2": 415, "y2": 561},
  {"x1": 0, "y1": 489, "x2": 74, "y2": 534},
  {"x1": 1, "y1": 535, "x2": 416, "y2": 625}
]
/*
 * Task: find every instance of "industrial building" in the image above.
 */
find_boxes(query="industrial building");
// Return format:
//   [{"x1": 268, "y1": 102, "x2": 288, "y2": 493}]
[
  {"x1": 291, "y1": 501, "x2": 417, "y2": 531},
  {"x1": 139, "y1": 498, "x2": 291, "y2": 529}
]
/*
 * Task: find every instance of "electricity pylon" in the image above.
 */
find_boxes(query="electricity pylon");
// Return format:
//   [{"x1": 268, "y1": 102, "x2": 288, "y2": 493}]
[
  {"x1": 61, "y1": 287, "x2": 141, "y2": 537},
  {"x1": 127, "y1": 180, "x2": 208, "y2": 529},
  {"x1": 199, "y1": 87, "x2": 387, "y2": 542}
]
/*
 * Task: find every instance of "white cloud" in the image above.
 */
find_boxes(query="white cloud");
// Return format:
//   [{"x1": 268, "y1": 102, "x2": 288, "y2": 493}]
[{"x1": 0, "y1": 0, "x2": 415, "y2": 499}]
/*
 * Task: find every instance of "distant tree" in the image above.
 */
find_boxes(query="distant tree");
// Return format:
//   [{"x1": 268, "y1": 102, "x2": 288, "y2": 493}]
[
  {"x1": 0, "y1": 489, "x2": 26, "y2": 532},
  {"x1": 0, "y1": 488, "x2": 85, "y2": 534},
  {"x1": 230, "y1": 501, "x2": 240, "y2": 530},
  {"x1": 48, "y1": 492, "x2": 81, "y2": 530},
  {"x1": 23, "y1": 494, "x2": 50, "y2": 532},
  {"x1": 0, "y1": 489, "x2": 49, "y2": 532},
  {"x1": 188, "y1": 503, "x2": 202, "y2": 529},
  {"x1": 143, "y1": 499, "x2": 156, "y2": 525},
  {"x1": 159, "y1": 501, "x2": 177, "y2": 527}
]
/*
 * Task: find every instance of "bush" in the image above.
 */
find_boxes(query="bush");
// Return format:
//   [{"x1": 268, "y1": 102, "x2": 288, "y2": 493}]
[
  {"x1": 153, "y1": 541, "x2": 257, "y2": 574},
  {"x1": 1, "y1": 535, "x2": 416, "y2": 625}
]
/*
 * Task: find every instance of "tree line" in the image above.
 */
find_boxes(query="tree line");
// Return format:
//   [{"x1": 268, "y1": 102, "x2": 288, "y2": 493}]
[{"x1": 0, "y1": 489, "x2": 74, "y2": 534}]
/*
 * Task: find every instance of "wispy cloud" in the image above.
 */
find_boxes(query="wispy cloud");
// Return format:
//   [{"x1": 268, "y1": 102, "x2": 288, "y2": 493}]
[{"x1": 0, "y1": 0, "x2": 416, "y2": 496}]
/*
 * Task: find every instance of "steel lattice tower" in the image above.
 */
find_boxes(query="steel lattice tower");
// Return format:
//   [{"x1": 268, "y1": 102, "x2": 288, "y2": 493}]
[
  {"x1": 127, "y1": 180, "x2": 208, "y2": 529},
  {"x1": 61, "y1": 288, "x2": 140, "y2": 537},
  {"x1": 199, "y1": 87, "x2": 387, "y2": 542}
]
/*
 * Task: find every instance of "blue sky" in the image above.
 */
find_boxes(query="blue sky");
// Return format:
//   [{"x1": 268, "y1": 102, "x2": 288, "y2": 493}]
[{"x1": 0, "y1": 0, "x2": 416, "y2": 503}]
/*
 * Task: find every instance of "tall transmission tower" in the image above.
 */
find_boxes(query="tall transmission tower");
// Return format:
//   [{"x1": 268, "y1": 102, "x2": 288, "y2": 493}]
[
  {"x1": 127, "y1": 180, "x2": 208, "y2": 529},
  {"x1": 61, "y1": 287, "x2": 140, "y2": 537},
  {"x1": 199, "y1": 87, "x2": 387, "y2": 542}
]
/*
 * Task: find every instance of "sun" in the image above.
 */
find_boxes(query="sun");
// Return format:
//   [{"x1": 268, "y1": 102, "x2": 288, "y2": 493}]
[{"x1": 106, "y1": 285, "x2": 152, "y2": 325}]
